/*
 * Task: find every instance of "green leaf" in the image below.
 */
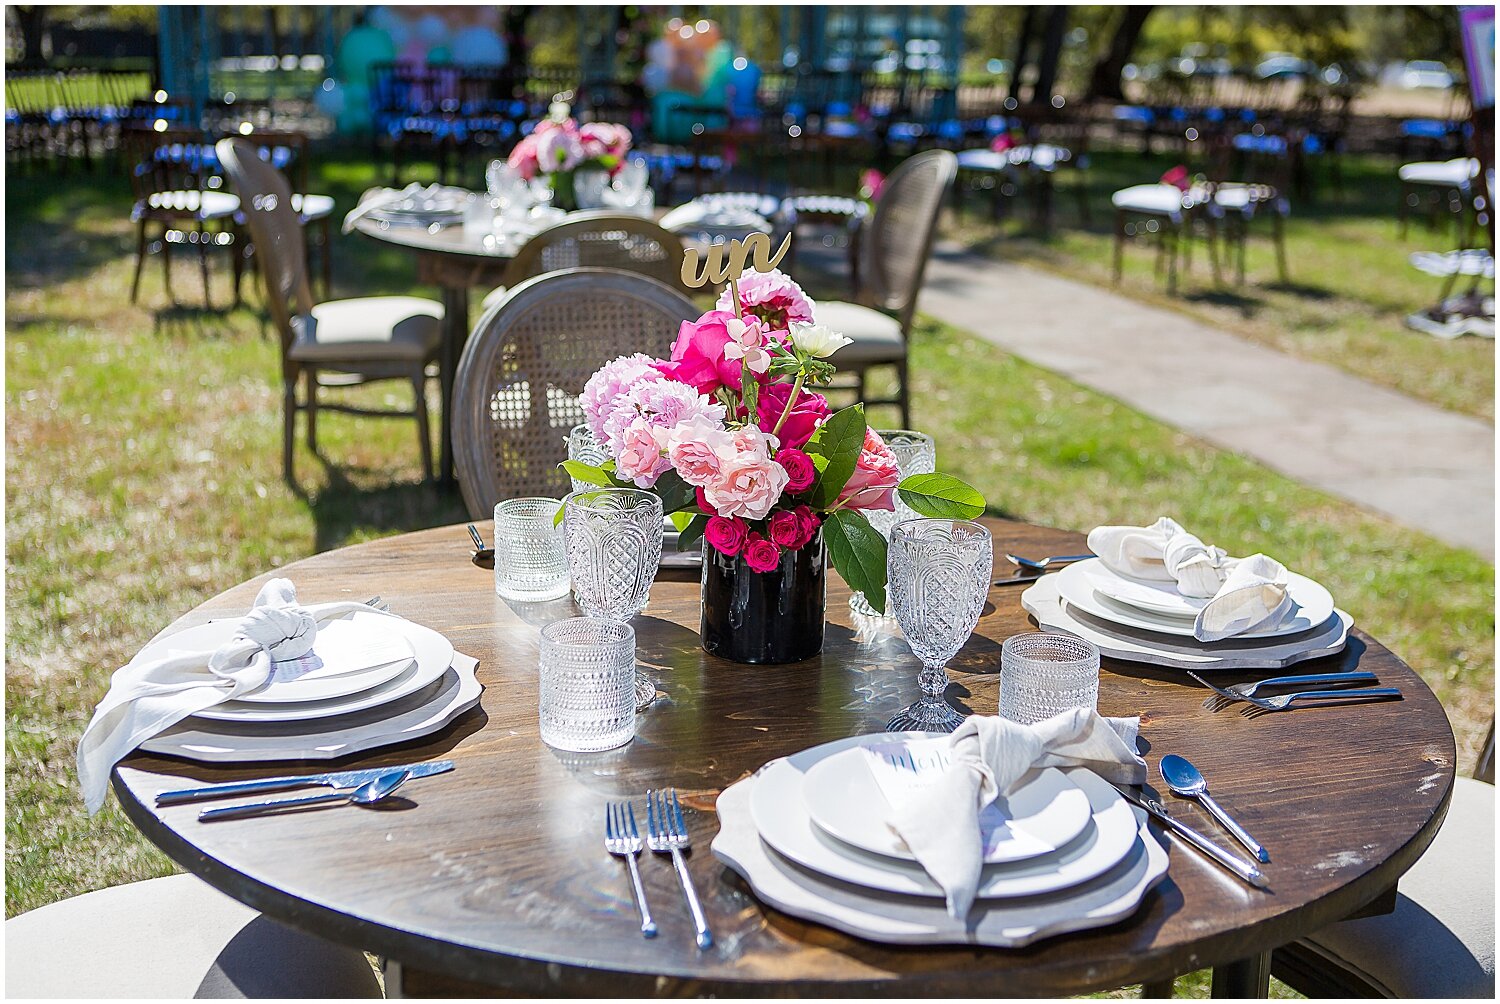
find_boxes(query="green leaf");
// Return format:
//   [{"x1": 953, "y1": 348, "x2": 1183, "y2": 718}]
[
  {"x1": 654, "y1": 470, "x2": 697, "y2": 516},
  {"x1": 675, "y1": 513, "x2": 708, "y2": 551},
  {"x1": 823, "y1": 509, "x2": 888, "y2": 612},
  {"x1": 668, "y1": 511, "x2": 696, "y2": 532},
  {"x1": 804, "y1": 404, "x2": 867, "y2": 508},
  {"x1": 897, "y1": 473, "x2": 987, "y2": 520},
  {"x1": 560, "y1": 460, "x2": 619, "y2": 488}
]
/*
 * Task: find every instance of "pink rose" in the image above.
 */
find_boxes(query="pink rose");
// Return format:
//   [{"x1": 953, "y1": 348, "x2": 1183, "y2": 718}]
[
  {"x1": 703, "y1": 451, "x2": 789, "y2": 521},
  {"x1": 859, "y1": 168, "x2": 885, "y2": 200},
  {"x1": 836, "y1": 429, "x2": 900, "y2": 512},
  {"x1": 793, "y1": 505, "x2": 821, "y2": 547},
  {"x1": 536, "y1": 124, "x2": 584, "y2": 173},
  {"x1": 767, "y1": 510, "x2": 803, "y2": 548},
  {"x1": 580, "y1": 122, "x2": 632, "y2": 164},
  {"x1": 776, "y1": 448, "x2": 816, "y2": 493},
  {"x1": 989, "y1": 133, "x2": 1015, "y2": 154},
  {"x1": 666, "y1": 419, "x2": 736, "y2": 488},
  {"x1": 613, "y1": 419, "x2": 671, "y2": 488},
  {"x1": 1161, "y1": 164, "x2": 1190, "y2": 192},
  {"x1": 704, "y1": 515, "x2": 747, "y2": 556},
  {"x1": 654, "y1": 311, "x2": 746, "y2": 395},
  {"x1": 743, "y1": 533, "x2": 783, "y2": 574},
  {"x1": 507, "y1": 133, "x2": 541, "y2": 181},
  {"x1": 756, "y1": 383, "x2": 830, "y2": 449}
]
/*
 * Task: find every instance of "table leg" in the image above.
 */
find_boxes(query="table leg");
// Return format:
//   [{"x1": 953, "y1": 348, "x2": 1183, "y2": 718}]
[
  {"x1": 1211, "y1": 952, "x2": 1271, "y2": 998},
  {"x1": 1140, "y1": 978, "x2": 1176, "y2": 998},
  {"x1": 439, "y1": 286, "x2": 469, "y2": 489}
]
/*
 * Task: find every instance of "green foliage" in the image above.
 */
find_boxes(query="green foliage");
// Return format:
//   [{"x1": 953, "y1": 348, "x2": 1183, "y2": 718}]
[
  {"x1": 676, "y1": 513, "x2": 708, "y2": 552},
  {"x1": 897, "y1": 474, "x2": 987, "y2": 520},
  {"x1": 823, "y1": 509, "x2": 888, "y2": 612},
  {"x1": 803, "y1": 404, "x2": 867, "y2": 508}
]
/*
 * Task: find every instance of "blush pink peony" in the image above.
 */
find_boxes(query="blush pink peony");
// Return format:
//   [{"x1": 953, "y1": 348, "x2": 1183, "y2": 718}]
[
  {"x1": 703, "y1": 449, "x2": 789, "y2": 521},
  {"x1": 665, "y1": 418, "x2": 737, "y2": 487},
  {"x1": 613, "y1": 419, "x2": 672, "y2": 488},
  {"x1": 836, "y1": 429, "x2": 900, "y2": 512},
  {"x1": 716, "y1": 269, "x2": 815, "y2": 330}
]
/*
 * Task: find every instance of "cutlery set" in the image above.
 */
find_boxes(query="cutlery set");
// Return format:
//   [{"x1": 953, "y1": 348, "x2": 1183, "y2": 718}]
[
  {"x1": 1187, "y1": 669, "x2": 1402, "y2": 717},
  {"x1": 157, "y1": 761, "x2": 454, "y2": 820},
  {"x1": 609, "y1": 788, "x2": 712, "y2": 948}
]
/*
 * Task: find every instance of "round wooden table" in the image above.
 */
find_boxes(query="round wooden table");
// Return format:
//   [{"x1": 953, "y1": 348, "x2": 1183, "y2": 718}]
[{"x1": 113, "y1": 517, "x2": 1456, "y2": 997}]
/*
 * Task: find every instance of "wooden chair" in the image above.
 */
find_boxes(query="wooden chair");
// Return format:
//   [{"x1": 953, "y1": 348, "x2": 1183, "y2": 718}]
[
  {"x1": 226, "y1": 130, "x2": 337, "y2": 299},
  {"x1": 1110, "y1": 180, "x2": 1220, "y2": 293},
  {"x1": 819, "y1": 149, "x2": 957, "y2": 428},
  {"x1": 1270, "y1": 721, "x2": 1495, "y2": 998},
  {"x1": 217, "y1": 137, "x2": 443, "y2": 484},
  {"x1": 452, "y1": 268, "x2": 697, "y2": 519}
]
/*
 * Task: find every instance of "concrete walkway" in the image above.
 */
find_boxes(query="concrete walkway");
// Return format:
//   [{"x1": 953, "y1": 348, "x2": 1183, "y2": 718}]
[{"x1": 918, "y1": 244, "x2": 1496, "y2": 559}]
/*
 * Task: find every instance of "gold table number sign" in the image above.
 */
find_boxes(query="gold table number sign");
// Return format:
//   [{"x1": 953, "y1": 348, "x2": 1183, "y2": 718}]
[{"x1": 681, "y1": 232, "x2": 793, "y2": 317}]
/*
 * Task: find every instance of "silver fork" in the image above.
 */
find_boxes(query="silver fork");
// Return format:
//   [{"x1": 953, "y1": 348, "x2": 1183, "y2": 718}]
[
  {"x1": 646, "y1": 788, "x2": 712, "y2": 949},
  {"x1": 604, "y1": 801, "x2": 657, "y2": 939},
  {"x1": 1240, "y1": 688, "x2": 1402, "y2": 718},
  {"x1": 364, "y1": 596, "x2": 389, "y2": 612},
  {"x1": 1196, "y1": 670, "x2": 1377, "y2": 712}
]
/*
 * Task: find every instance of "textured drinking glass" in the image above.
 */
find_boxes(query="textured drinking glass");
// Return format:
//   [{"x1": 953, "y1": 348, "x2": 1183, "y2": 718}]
[
  {"x1": 492, "y1": 498, "x2": 569, "y2": 602},
  {"x1": 850, "y1": 430, "x2": 938, "y2": 618},
  {"x1": 885, "y1": 518, "x2": 993, "y2": 733},
  {"x1": 999, "y1": 633, "x2": 1101, "y2": 725},
  {"x1": 562, "y1": 488, "x2": 664, "y2": 620},
  {"x1": 566, "y1": 424, "x2": 608, "y2": 492},
  {"x1": 538, "y1": 618, "x2": 636, "y2": 752}
]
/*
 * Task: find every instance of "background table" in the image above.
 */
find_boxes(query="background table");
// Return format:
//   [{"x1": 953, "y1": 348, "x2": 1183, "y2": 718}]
[{"x1": 113, "y1": 518, "x2": 1455, "y2": 997}]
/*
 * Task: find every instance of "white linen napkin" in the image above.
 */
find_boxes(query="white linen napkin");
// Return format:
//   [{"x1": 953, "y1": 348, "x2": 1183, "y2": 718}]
[
  {"x1": 1087, "y1": 517, "x2": 1292, "y2": 641},
  {"x1": 887, "y1": 709, "x2": 1147, "y2": 918},
  {"x1": 340, "y1": 183, "x2": 420, "y2": 233},
  {"x1": 76, "y1": 579, "x2": 388, "y2": 813}
]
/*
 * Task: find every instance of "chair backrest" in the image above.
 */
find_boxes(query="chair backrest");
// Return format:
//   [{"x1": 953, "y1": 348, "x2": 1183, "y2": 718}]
[
  {"x1": 501, "y1": 212, "x2": 688, "y2": 292},
  {"x1": 451, "y1": 268, "x2": 698, "y2": 518},
  {"x1": 857, "y1": 149, "x2": 957, "y2": 329},
  {"x1": 124, "y1": 127, "x2": 217, "y2": 205},
  {"x1": 215, "y1": 137, "x2": 313, "y2": 355},
  {"x1": 224, "y1": 129, "x2": 310, "y2": 194}
]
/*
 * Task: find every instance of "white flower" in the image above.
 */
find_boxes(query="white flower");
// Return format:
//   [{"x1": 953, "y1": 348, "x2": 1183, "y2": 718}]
[{"x1": 789, "y1": 322, "x2": 852, "y2": 358}]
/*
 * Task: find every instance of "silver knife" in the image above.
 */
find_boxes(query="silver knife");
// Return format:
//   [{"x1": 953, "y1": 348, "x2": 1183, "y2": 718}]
[
  {"x1": 155, "y1": 760, "x2": 454, "y2": 806},
  {"x1": 1112, "y1": 783, "x2": 1269, "y2": 889}
]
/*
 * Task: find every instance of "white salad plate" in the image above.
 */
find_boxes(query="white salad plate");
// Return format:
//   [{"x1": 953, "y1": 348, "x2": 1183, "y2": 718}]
[
  {"x1": 1056, "y1": 559, "x2": 1335, "y2": 640},
  {"x1": 139, "y1": 655, "x2": 481, "y2": 763},
  {"x1": 751, "y1": 755, "x2": 1140, "y2": 899},
  {"x1": 1023, "y1": 575, "x2": 1352, "y2": 670},
  {"x1": 139, "y1": 614, "x2": 453, "y2": 724},
  {"x1": 715, "y1": 773, "x2": 1168, "y2": 947},
  {"x1": 802, "y1": 747, "x2": 1091, "y2": 864}
]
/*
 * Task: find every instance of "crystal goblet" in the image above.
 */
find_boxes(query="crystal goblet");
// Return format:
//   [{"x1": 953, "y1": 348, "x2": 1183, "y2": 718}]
[
  {"x1": 850, "y1": 430, "x2": 937, "y2": 618},
  {"x1": 885, "y1": 518, "x2": 993, "y2": 733},
  {"x1": 566, "y1": 424, "x2": 608, "y2": 493}
]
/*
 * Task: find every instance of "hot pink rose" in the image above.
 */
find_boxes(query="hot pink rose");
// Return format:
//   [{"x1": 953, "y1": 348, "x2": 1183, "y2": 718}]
[
  {"x1": 836, "y1": 429, "x2": 900, "y2": 512},
  {"x1": 767, "y1": 510, "x2": 803, "y2": 548},
  {"x1": 613, "y1": 419, "x2": 671, "y2": 488},
  {"x1": 695, "y1": 486, "x2": 715, "y2": 515},
  {"x1": 703, "y1": 451, "x2": 789, "y2": 521},
  {"x1": 756, "y1": 383, "x2": 830, "y2": 449},
  {"x1": 776, "y1": 448, "x2": 816, "y2": 493},
  {"x1": 654, "y1": 311, "x2": 747, "y2": 395},
  {"x1": 793, "y1": 504, "x2": 821, "y2": 547},
  {"x1": 704, "y1": 515, "x2": 747, "y2": 556},
  {"x1": 507, "y1": 133, "x2": 541, "y2": 180},
  {"x1": 1161, "y1": 164, "x2": 1190, "y2": 191},
  {"x1": 579, "y1": 122, "x2": 632, "y2": 164},
  {"x1": 743, "y1": 533, "x2": 782, "y2": 573}
]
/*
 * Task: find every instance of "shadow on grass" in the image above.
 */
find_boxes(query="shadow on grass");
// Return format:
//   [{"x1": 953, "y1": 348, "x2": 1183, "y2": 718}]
[
  {"x1": 1261, "y1": 280, "x2": 1337, "y2": 300},
  {"x1": 295, "y1": 455, "x2": 469, "y2": 554}
]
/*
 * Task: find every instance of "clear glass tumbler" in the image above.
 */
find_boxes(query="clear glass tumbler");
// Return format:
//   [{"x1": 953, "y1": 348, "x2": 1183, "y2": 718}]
[
  {"x1": 566, "y1": 424, "x2": 608, "y2": 493},
  {"x1": 538, "y1": 617, "x2": 636, "y2": 752},
  {"x1": 885, "y1": 518, "x2": 993, "y2": 733},
  {"x1": 999, "y1": 633, "x2": 1101, "y2": 725},
  {"x1": 492, "y1": 497, "x2": 569, "y2": 602},
  {"x1": 851, "y1": 430, "x2": 938, "y2": 618},
  {"x1": 562, "y1": 488, "x2": 664, "y2": 620}
]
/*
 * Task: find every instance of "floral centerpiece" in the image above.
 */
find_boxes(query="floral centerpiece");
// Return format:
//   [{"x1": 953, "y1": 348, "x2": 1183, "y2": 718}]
[
  {"x1": 507, "y1": 107, "x2": 633, "y2": 211},
  {"x1": 565, "y1": 266, "x2": 984, "y2": 664}
]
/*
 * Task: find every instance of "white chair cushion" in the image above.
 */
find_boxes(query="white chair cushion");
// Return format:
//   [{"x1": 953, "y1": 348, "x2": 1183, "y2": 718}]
[
  {"x1": 291, "y1": 193, "x2": 335, "y2": 222},
  {"x1": 1300, "y1": 776, "x2": 1495, "y2": 998},
  {"x1": 291, "y1": 296, "x2": 443, "y2": 363},
  {"x1": 957, "y1": 149, "x2": 1010, "y2": 172},
  {"x1": 4, "y1": 874, "x2": 382, "y2": 998},
  {"x1": 1111, "y1": 183, "x2": 1191, "y2": 215},
  {"x1": 1399, "y1": 157, "x2": 1480, "y2": 187},
  {"x1": 145, "y1": 190, "x2": 240, "y2": 219},
  {"x1": 819, "y1": 300, "x2": 907, "y2": 365}
]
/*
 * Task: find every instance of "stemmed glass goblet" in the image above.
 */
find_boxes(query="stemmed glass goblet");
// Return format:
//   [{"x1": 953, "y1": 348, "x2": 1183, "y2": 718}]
[
  {"x1": 885, "y1": 518, "x2": 994, "y2": 733},
  {"x1": 850, "y1": 429, "x2": 936, "y2": 618}
]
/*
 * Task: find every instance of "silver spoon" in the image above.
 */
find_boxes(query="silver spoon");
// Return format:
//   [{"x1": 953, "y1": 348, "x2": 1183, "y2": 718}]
[
  {"x1": 1005, "y1": 552, "x2": 1093, "y2": 571},
  {"x1": 198, "y1": 769, "x2": 412, "y2": 822},
  {"x1": 1159, "y1": 755, "x2": 1270, "y2": 863}
]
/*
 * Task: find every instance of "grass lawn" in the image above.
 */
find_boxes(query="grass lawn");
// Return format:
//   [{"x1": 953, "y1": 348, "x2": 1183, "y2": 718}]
[
  {"x1": 6, "y1": 153, "x2": 1492, "y2": 999},
  {"x1": 945, "y1": 150, "x2": 1496, "y2": 421}
]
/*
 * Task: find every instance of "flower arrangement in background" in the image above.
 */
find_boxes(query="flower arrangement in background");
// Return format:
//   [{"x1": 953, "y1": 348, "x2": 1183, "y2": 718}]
[
  {"x1": 508, "y1": 106, "x2": 632, "y2": 209},
  {"x1": 566, "y1": 267, "x2": 984, "y2": 610}
]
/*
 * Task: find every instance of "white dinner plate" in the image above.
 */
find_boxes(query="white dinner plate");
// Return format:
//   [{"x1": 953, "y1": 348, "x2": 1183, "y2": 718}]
[
  {"x1": 1056, "y1": 559, "x2": 1335, "y2": 640},
  {"x1": 802, "y1": 747, "x2": 1091, "y2": 864},
  {"x1": 751, "y1": 755, "x2": 1140, "y2": 899},
  {"x1": 716, "y1": 773, "x2": 1168, "y2": 947},
  {"x1": 139, "y1": 615, "x2": 454, "y2": 723},
  {"x1": 139, "y1": 655, "x2": 482, "y2": 763}
]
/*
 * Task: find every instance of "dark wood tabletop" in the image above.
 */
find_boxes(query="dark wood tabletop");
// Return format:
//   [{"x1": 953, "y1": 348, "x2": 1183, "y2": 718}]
[{"x1": 112, "y1": 517, "x2": 1456, "y2": 997}]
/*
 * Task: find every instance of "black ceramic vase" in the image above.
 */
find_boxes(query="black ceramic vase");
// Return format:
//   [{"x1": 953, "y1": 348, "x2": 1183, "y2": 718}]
[{"x1": 700, "y1": 532, "x2": 827, "y2": 664}]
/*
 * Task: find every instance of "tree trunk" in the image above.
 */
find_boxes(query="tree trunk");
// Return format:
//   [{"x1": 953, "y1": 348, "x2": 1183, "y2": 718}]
[
  {"x1": 505, "y1": 7, "x2": 535, "y2": 80},
  {"x1": 1033, "y1": 7, "x2": 1070, "y2": 103},
  {"x1": 1008, "y1": 6, "x2": 1038, "y2": 102},
  {"x1": 15, "y1": 5, "x2": 49, "y2": 67},
  {"x1": 1086, "y1": 6, "x2": 1156, "y2": 102}
]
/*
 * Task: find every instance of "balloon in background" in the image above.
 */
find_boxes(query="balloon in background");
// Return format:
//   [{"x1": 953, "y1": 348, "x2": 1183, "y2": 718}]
[
  {"x1": 313, "y1": 78, "x2": 345, "y2": 118},
  {"x1": 414, "y1": 13, "x2": 449, "y2": 46},
  {"x1": 336, "y1": 24, "x2": 396, "y2": 83},
  {"x1": 398, "y1": 36, "x2": 430, "y2": 68},
  {"x1": 427, "y1": 45, "x2": 451, "y2": 65},
  {"x1": 704, "y1": 40, "x2": 733, "y2": 83},
  {"x1": 451, "y1": 25, "x2": 508, "y2": 67},
  {"x1": 339, "y1": 82, "x2": 371, "y2": 133},
  {"x1": 725, "y1": 56, "x2": 761, "y2": 119},
  {"x1": 369, "y1": 6, "x2": 410, "y2": 51}
]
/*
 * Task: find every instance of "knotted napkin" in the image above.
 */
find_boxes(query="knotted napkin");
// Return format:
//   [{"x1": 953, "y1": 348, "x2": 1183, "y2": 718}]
[
  {"x1": 1087, "y1": 517, "x2": 1292, "y2": 641},
  {"x1": 340, "y1": 183, "x2": 421, "y2": 233},
  {"x1": 77, "y1": 579, "x2": 386, "y2": 813},
  {"x1": 888, "y1": 709, "x2": 1147, "y2": 918}
]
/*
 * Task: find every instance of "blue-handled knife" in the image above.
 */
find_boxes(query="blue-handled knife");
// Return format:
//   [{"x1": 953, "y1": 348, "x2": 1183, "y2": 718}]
[{"x1": 155, "y1": 760, "x2": 455, "y2": 806}]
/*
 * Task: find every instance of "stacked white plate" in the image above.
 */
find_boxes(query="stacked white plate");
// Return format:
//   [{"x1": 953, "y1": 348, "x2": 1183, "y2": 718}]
[
  {"x1": 1021, "y1": 558, "x2": 1352, "y2": 670},
  {"x1": 363, "y1": 184, "x2": 469, "y2": 227},
  {"x1": 712, "y1": 732, "x2": 1168, "y2": 947},
  {"x1": 138, "y1": 610, "x2": 482, "y2": 763}
]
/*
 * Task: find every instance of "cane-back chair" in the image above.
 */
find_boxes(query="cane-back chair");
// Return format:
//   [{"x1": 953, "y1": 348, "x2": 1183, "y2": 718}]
[
  {"x1": 452, "y1": 269, "x2": 697, "y2": 519},
  {"x1": 500, "y1": 212, "x2": 689, "y2": 292},
  {"x1": 216, "y1": 138, "x2": 443, "y2": 484}
]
